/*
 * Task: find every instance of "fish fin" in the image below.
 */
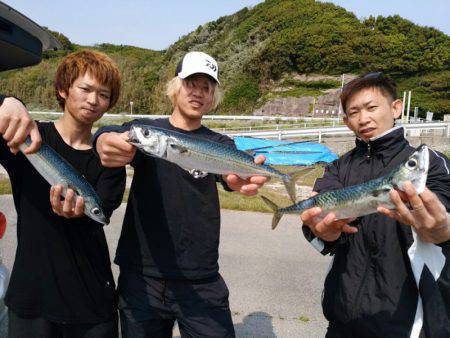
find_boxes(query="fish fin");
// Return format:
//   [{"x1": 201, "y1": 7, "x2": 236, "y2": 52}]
[
  {"x1": 188, "y1": 169, "x2": 208, "y2": 178},
  {"x1": 169, "y1": 143, "x2": 188, "y2": 154},
  {"x1": 283, "y1": 165, "x2": 321, "y2": 203},
  {"x1": 260, "y1": 196, "x2": 283, "y2": 230},
  {"x1": 371, "y1": 188, "x2": 391, "y2": 197}
]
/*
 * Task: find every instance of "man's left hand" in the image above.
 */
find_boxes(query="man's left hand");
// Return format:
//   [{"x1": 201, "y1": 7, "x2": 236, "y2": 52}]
[
  {"x1": 378, "y1": 181, "x2": 450, "y2": 244},
  {"x1": 50, "y1": 185, "x2": 85, "y2": 219},
  {"x1": 223, "y1": 155, "x2": 269, "y2": 196}
]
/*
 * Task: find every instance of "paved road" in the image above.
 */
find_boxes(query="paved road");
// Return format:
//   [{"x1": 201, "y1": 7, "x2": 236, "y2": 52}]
[{"x1": 0, "y1": 195, "x2": 331, "y2": 337}]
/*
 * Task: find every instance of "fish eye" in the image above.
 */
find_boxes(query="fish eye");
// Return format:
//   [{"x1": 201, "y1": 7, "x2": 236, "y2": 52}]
[
  {"x1": 143, "y1": 129, "x2": 150, "y2": 137},
  {"x1": 91, "y1": 207, "x2": 100, "y2": 215},
  {"x1": 407, "y1": 159, "x2": 417, "y2": 168}
]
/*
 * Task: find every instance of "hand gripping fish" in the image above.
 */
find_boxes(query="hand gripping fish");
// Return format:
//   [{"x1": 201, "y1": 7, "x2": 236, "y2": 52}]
[
  {"x1": 19, "y1": 138, "x2": 109, "y2": 225},
  {"x1": 262, "y1": 145, "x2": 429, "y2": 229},
  {"x1": 128, "y1": 124, "x2": 305, "y2": 202}
]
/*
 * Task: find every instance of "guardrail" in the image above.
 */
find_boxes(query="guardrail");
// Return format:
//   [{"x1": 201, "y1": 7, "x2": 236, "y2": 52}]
[
  {"x1": 227, "y1": 122, "x2": 450, "y2": 142},
  {"x1": 29, "y1": 112, "x2": 449, "y2": 142},
  {"x1": 30, "y1": 111, "x2": 342, "y2": 122}
]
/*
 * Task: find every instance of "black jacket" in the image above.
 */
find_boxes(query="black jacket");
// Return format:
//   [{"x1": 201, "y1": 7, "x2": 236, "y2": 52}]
[{"x1": 303, "y1": 126, "x2": 450, "y2": 338}]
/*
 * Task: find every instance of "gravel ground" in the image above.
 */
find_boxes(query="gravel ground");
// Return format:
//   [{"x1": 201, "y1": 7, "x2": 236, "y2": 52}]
[{"x1": 0, "y1": 195, "x2": 331, "y2": 337}]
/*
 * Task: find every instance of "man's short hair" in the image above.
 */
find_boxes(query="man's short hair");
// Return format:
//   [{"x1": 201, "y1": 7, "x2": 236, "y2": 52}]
[
  {"x1": 340, "y1": 72, "x2": 398, "y2": 114},
  {"x1": 55, "y1": 50, "x2": 121, "y2": 110}
]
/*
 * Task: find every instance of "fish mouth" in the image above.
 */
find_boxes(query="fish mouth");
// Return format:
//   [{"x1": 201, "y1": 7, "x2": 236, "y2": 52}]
[{"x1": 127, "y1": 127, "x2": 139, "y2": 144}]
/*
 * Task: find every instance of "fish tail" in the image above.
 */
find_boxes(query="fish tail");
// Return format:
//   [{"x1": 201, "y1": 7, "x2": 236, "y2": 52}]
[
  {"x1": 260, "y1": 196, "x2": 284, "y2": 230},
  {"x1": 283, "y1": 166, "x2": 321, "y2": 203}
]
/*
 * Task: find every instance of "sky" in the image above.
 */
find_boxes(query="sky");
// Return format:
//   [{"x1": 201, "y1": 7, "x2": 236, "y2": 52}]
[{"x1": 5, "y1": 0, "x2": 450, "y2": 50}]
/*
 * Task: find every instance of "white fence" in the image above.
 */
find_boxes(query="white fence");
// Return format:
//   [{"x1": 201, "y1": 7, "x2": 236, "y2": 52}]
[
  {"x1": 29, "y1": 112, "x2": 450, "y2": 142},
  {"x1": 30, "y1": 111, "x2": 342, "y2": 122},
  {"x1": 227, "y1": 122, "x2": 450, "y2": 142}
]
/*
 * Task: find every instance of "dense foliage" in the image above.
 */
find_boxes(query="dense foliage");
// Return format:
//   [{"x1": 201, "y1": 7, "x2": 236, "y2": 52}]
[{"x1": 0, "y1": 0, "x2": 448, "y2": 117}]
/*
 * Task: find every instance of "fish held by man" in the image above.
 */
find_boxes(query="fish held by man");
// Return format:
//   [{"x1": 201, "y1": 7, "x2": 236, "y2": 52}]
[
  {"x1": 19, "y1": 138, "x2": 109, "y2": 225},
  {"x1": 262, "y1": 145, "x2": 429, "y2": 229},
  {"x1": 128, "y1": 124, "x2": 307, "y2": 202}
]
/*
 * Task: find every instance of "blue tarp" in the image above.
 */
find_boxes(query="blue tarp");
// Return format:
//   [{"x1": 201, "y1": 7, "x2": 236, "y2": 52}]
[{"x1": 234, "y1": 137, "x2": 338, "y2": 166}]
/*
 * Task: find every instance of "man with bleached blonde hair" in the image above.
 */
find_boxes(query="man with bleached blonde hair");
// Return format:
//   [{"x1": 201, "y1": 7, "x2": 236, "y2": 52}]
[{"x1": 93, "y1": 51, "x2": 267, "y2": 337}]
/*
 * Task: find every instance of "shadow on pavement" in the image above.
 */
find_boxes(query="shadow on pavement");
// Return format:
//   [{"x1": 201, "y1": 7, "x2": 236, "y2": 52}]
[{"x1": 234, "y1": 311, "x2": 276, "y2": 337}]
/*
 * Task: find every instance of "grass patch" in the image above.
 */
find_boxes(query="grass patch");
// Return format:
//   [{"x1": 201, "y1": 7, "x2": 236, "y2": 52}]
[
  {"x1": 0, "y1": 178, "x2": 12, "y2": 195},
  {"x1": 297, "y1": 315, "x2": 310, "y2": 323},
  {"x1": 218, "y1": 165, "x2": 324, "y2": 212}
]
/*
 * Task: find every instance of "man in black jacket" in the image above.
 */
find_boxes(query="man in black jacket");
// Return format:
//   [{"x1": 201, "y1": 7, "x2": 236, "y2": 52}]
[{"x1": 301, "y1": 73, "x2": 450, "y2": 338}]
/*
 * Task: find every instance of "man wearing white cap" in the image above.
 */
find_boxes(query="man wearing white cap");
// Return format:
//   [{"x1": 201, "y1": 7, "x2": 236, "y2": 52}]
[{"x1": 93, "y1": 51, "x2": 267, "y2": 337}]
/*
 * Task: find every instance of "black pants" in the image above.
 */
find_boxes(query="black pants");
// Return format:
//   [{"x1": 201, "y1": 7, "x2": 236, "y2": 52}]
[
  {"x1": 8, "y1": 309, "x2": 118, "y2": 338},
  {"x1": 118, "y1": 270, "x2": 235, "y2": 338}
]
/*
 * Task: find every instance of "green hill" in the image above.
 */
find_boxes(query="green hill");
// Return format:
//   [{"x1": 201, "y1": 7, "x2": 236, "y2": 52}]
[{"x1": 0, "y1": 0, "x2": 449, "y2": 118}]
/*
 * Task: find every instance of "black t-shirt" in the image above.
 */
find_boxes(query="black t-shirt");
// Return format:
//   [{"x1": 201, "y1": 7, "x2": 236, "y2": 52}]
[
  {"x1": 0, "y1": 122, "x2": 126, "y2": 324},
  {"x1": 94, "y1": 118, "x2": 234, "y2": 280}
]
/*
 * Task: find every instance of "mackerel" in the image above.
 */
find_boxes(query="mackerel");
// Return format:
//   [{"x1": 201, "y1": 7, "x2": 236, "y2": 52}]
[
  {"x1": 128, "y1": 124, "x2": 306, "y2": 202},
  {"x1": 262, "y1": 145, "x2": 429, "y2": 229},
  {"x1": 19, "y1": 138, "x2": 109, "y2": 225}
]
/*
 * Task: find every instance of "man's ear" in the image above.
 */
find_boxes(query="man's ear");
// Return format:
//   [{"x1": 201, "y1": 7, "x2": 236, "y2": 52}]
[
  {"x1": 58, "y1": 90, "x2": 67, "y2": 100},
  {"x1": 392, "y1": 99, "x2": 402, "y2": 119},
  {"x1": 343, "y1": 115, "x2": 349, "y2": 126}
]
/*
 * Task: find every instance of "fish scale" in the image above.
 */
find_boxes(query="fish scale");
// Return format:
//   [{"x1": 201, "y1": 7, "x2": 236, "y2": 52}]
[
  {"x1": 262, "y1": 145, "x2": 429, "y2": 229},
  {"x1": 128, "y1": 124, "x2": 309, "y2": 202},
  {"x1": 19, "y1": 138, "x2": 109, "y2": 225}
]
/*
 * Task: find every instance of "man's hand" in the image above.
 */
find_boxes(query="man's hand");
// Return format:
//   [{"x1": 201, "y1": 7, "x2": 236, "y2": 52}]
[
  {"x1": 300, "y1": 192, "x2": 358, "y2": 242},
  {"x1": 0, "y1": 97, "x2": 41, "y2": 154},
  {"x1": 223, "y1": 155, "x2": 269, "y2": 196},
  {"x1": 96, "y1": 131, "x2": 136, "y2": 167},
  {"x1": 378, "y1": 181, "x2": 450, "y2": 244},
  {"x1": 50, "y1": 185, "x2": 84, "y2": 219}
]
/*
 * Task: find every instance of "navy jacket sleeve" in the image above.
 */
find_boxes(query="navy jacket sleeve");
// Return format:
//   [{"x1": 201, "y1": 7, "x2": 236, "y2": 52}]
[
  {"x1": 427, "y1": 149, "x2": 450, "y2": 211},
  {"x1": 426, "y1": 149, "x2": 450, "y2": 248}
]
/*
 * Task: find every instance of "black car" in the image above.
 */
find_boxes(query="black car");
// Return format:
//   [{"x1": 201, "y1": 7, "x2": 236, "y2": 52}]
[{"x1": 0, "y1": 0, "x2": 62, "y2": 71}]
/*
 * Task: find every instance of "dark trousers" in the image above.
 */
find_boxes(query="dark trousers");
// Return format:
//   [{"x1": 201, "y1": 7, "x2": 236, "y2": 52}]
[
  {"x1": 8, "y1": 309, "x2": 118, "y2": 338},
  {"x1": 118, "y1": 269, "x2": 235, "y2": 338}
]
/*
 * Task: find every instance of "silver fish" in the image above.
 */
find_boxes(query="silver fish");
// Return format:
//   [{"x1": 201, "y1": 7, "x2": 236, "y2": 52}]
[
  {"x1": 262, "y1": 145, "x2": 429, "y2": 229},
  {"x1": 128, "y1": 124, "x2": 306, "y2": 202},
  {"x1": 19, "y1": 138, "x2": 109, "y2": 225}
]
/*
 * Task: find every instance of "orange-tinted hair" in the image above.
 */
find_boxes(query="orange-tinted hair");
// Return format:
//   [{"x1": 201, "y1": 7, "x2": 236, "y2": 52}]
[{"x1": 55, "y1": 50, "x2": 121, "y2": 110}]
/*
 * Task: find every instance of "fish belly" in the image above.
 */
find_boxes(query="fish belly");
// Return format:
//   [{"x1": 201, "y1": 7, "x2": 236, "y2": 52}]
[
  {"x1": 167, "y1": 148, "x2": 263, "y2": 178},
  {"x1": 321, "y1": 191, "x2": 394, "y2": 220}
]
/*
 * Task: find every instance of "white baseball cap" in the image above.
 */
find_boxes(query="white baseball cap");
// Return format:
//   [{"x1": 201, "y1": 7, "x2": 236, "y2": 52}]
[{"x1": 175, "y1": 51, "x2": 220, "y2": 84}]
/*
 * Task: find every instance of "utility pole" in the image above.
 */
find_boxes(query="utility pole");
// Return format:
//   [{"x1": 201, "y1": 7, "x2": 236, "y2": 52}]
[
  {"x1": 406, "y1": 91, "x2": 411, "y2": 124},
  {"x1": 312, "y1": 97, "x2": 316, "y2": 116},
  {"x1": 401, "y1": 91, "x2": 406, "y2": 123},
  {"x1": 338, "y1": 73, "x2": 345, "y2": 116}
]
